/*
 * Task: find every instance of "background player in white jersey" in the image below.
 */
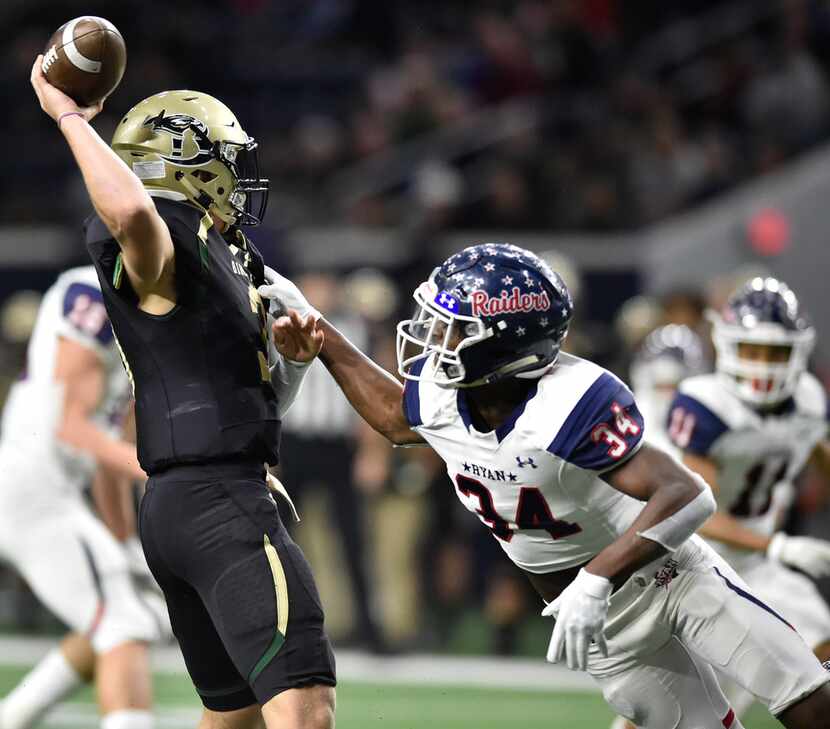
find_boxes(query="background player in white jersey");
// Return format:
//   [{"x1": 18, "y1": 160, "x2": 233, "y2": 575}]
[
  {"x1": 0, "y1": 267, "x2": 168, "y2": 729},
  {"x1": 665, "y1": 277, "x2": 830, "y2": 718},
  {"x1": 260, "y1": 243, "x2": 830, "y2": 729},
  {"x1": 630, "y1": 324, "x2": 708, "y2": 455},
  {"x1": 609, "y1": 324, "x2": 710, "y2": 729}
]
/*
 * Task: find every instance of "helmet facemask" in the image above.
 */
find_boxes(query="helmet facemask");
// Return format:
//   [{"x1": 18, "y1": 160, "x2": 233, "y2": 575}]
[
  {"x1": 216, "y1": 137, "x2": 268, "y2": 226},
  {"x1": 396, "y1": 280, "x2": 490, "y2": 386},
  {"x1": 711, "y1": 319, "x2": 814, "y2": 407}
]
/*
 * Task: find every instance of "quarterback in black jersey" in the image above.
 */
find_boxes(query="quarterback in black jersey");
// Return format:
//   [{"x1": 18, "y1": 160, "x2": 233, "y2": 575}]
[{"x1": 32, "y1": 60, "x2": 335, "y2": 729}]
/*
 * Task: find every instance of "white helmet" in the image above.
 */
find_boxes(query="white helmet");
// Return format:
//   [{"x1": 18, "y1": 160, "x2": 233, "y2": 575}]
[{"x1": 710, "y1": 277, "x2": 814, "y2": 408}]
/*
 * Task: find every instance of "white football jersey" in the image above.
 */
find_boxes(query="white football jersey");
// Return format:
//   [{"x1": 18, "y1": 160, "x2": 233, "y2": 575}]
[
  {"x1": 667, "y1": 372, "x2": 828, "y2": 569},
  {"x1": 633, "y1": 388, "x2": 679, "y2": 457},
  {"x1": 0, "y1": 266, "x2": 130, "y2": 492},
  {"x1": 403, "y1": 353, "x2": 647, "y2": 574}
]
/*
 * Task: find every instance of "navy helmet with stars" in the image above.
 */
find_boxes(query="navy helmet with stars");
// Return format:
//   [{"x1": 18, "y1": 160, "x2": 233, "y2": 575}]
[
  {"x1": 396, "y1": 243, "x2": 573, "y2": 387},
  {"x1": 709, "y1": 276, "x2": 815, "y2": 407}
]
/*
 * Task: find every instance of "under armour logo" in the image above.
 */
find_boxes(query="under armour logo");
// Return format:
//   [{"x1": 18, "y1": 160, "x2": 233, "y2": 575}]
[
  {"x1": 516, "y1": 456, "x2": 537, "y2": 469},
  {"x1": 434, "y1": 291, "x2": 459, "y2": 313}
]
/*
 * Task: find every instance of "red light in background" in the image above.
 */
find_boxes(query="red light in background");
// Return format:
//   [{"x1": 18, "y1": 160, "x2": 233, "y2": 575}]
[{"x1": 747, "y1": 207, "x2": 790, "y2": 256}]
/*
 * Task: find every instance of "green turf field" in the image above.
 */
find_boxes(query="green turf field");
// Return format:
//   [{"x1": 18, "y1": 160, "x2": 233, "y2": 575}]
[{"x1": 0, "y1": 664, "x2": 784, "y2": 728}]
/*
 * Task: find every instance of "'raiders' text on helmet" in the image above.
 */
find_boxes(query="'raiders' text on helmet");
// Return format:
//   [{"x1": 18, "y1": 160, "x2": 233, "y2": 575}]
[{"x1": 396, "y1": 243, "x2": 573, "y2": 388}]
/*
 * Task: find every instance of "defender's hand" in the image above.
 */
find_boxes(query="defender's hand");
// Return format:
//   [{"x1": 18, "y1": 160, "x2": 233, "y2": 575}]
[
  {"x1": 31, "y1": 55, "x2": 103, "y2": 124},
  {"x1": 543, "y1": 568, "x2": 611, "y2": 671},
  {"x1": 258, "y1": 266, "x2": 320, "y2": 321},
  {"x1": 272, "y1": 309, "x2": 324, "y2": 364},
  {"x1": 768, "y1": 532, "x2": 830, "y2": 577}
]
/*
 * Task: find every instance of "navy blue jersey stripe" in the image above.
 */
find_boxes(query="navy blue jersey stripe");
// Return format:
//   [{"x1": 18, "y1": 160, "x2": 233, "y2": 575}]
[
  {"x1": 713, "y1": 566, "x2": 794, "y2": 631},
  {"x1": 548, "y1": 372, "x2": 617, "y2": 457},
  {"x1": 547, "y1": 372, "x2": 644, "y2": 471},
  {"x1": 456, "y1": 379, "x2": 540, "y2": 442},
  {"x1": 666, "y1": 393, "x2": 729, "y2": 455},
  {"x1": 402, "y1": 359, "x2": 426, "y2": 427},
  {"x1": 494, "y1": 380, "x2": 539, "y2": 442}
]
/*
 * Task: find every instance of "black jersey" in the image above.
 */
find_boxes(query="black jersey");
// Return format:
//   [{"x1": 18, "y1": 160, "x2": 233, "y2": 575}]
[{"x1": 86, "y1": 198, "x2": 280, "y2": 474}]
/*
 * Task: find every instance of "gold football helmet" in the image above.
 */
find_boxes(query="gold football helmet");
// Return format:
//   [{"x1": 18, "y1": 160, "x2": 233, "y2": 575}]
[{"x1": 111, "y1": 90, "x2": 268, "y2": 226}]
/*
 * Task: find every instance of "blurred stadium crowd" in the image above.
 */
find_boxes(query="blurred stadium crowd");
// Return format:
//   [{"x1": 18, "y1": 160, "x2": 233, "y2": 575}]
[
  {"x1": 0, "y1": 0, "x2": 829, "y2": 657},
  {"x1": 4, "y1": 0, "x2": 830, "y2": 231}
]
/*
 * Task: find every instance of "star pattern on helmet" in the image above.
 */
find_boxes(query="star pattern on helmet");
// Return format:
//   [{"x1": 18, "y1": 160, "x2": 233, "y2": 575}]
[
  {"x1": 483, "y1": 262, "x2": 495, "y2": 272},
  {"x1": 539, "y1": 317, "x2": 549, "y2": 327},
  {"x1": 516, "y1": 326, "x2": 526, "y2": 336},
  {"x1": 560, "y1": 307, "x2": 568, "y2": 316},
  {"x1": 447, "y1": 263, "x2": 456, "y2": 272},
  {"x1": 502, "y1": 275, "x2": 513, "y2": 285},
  {"x1": 474, "y1": 277, "x2": 485, "y2": 286}
]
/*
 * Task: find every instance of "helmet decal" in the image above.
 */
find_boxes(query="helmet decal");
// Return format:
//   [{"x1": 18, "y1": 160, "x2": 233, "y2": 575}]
[
  {"x1": 470, "y1": 287, "x2": 551, "y2": 317},
  {"x1": 434, "y1": 291, "x2": 460, "y2": 314},
  {"x1": 144, "y1": 111, "x2": 215, "y2": 167}
]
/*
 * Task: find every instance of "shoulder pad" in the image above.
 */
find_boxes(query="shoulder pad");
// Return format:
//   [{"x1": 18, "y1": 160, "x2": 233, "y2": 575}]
[
  {"x1": 546, "y1": 358, "x2": 644, "y2": 472},
  {"x1": 794, "y1": 372, "x2": 828, "y2": 421},
  {"x1": 677, "y1": 374, "x2": 748, "y2": 429},
  {"x1": 667, "y1": 376, "x2": 734, "y2": 455}
]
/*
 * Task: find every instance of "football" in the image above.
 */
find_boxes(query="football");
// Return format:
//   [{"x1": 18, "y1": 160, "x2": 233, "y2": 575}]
[{"x1": 41, "y1": 16, "x2": 126, "y2": 106}]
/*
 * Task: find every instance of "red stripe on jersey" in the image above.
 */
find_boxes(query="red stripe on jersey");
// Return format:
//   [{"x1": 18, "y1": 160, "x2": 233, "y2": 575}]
[{"x1": 722, "y1": 708, "x2": 735, "y2": 728}]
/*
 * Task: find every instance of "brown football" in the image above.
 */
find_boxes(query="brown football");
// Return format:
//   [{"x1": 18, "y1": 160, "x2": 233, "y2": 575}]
[{"x1": 42, "y1": 16, "x2": 126, "y2": 106}]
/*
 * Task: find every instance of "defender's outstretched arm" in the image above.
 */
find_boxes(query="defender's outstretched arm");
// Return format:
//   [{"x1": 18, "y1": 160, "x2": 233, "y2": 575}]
[
  {"x1": 317, "y1": 319, "x2": 423, "y2": 445},
  {"x1": 261, "y1": 270, "x2": 423, "y2": 446}
]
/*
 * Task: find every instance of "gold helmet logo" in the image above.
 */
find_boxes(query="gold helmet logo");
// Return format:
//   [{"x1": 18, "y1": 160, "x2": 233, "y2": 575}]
[{"x1": 143, "y1": 111, "x2": 215, "y2": 167}]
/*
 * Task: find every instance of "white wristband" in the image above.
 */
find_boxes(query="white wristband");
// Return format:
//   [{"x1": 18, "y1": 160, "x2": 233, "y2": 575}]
[{"x1": 636, "y1": 474, "x2": 716, "y2": 551}]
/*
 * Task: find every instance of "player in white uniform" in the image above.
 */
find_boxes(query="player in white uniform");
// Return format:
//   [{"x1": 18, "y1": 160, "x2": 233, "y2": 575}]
[
  {"x1": 665, "y1": 277, "x2": 830, "y2": 719},
  {"x1": 259, "y1": 243, "x2": 830, "y2": 729},
  {"x1": 630, "y1": 324, "x2": 707, "y2": 456},
  {"x1": 0, "y1": 267, "x2": 167, "y2": 729}
]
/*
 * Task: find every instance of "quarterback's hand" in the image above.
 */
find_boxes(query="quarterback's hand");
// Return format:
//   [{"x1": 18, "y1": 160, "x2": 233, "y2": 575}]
[
  {"x1": 258, "y1": 266, "x2": 321, "y2": 322},
  {"x1": 767, "y1": 532, "x2": 830, "y2": 577},
  {"x1": 542, "y1": 568, "x2": 612, "y2": 671},
  {"x1": 30, "y1": 56, "x2": 103, "y2": 124},
  {"x1": 272, "y1": 310, "x2": 324, "y2": 364}
]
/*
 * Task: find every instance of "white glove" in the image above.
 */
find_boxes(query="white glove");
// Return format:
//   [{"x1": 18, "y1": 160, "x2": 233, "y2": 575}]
[
  {"x1": 258, "y1": 265, "x2": 320, "y2": 321},
  {"x1": 767, "y1": 532, "x2": 830, "y2": 577},
  {"x1": 542, "y1": 568, "x2": 612, "y2": 671}
]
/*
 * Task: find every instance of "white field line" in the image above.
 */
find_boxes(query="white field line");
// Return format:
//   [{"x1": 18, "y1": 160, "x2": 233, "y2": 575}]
[
  {"x1": 33, "y1": 704, "x2": 198, "y2": 728},
  {"x1": 0, "y1": 636, "x2": 596, "y2": 693}
]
